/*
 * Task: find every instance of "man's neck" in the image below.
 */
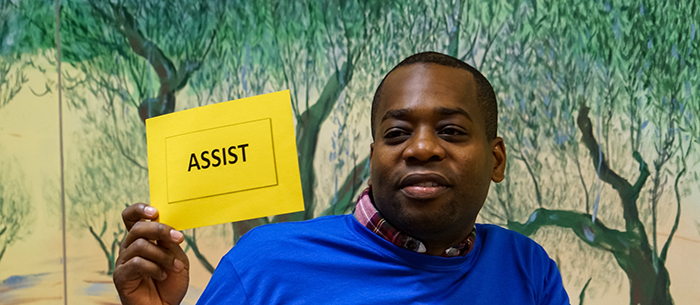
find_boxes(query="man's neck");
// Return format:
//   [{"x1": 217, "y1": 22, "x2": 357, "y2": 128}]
[
  {"x1": 420, "y1": 231, "x2": 474, "y2": 256},
  {"x1": 354, "y1": 188, "x2": 476, "y2": 257}
]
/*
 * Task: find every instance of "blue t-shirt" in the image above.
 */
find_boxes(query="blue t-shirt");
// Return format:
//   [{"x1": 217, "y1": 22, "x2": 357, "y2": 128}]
[{"x1": 198, "y1": 214, "x2": 570, "y2": 304}]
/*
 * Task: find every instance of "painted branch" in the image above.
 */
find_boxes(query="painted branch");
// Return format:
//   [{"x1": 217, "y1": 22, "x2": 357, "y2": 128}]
[
  {"x1": 110, "y1": 5, "x2": 176, "y2": 83},
  {"x1": 183, "y1": 231, "x2": 215, "y2": 274},
  {"x1": 95, "y1": 3, "x2": 200, "y2": 121},
  {"x1": 660, "y1": 166, "x2": 685, "y2": 262},
  {"x1": 573, "y1": 156, "x2": 590, "y2": 213},
  {"x1": 88, "y1": 225, "x2": 114, "y2": 274},
  {"x1": 579, "y1": 277, "x2": 592, "y2": 305},
  {"x1": 515, "y1": 154, "x2": 543, "y2": 207},
  {"x1": 507, "y1": 208, "x2": 630, "y2": 252},
  {"x1": 0, "y1": 245, "x2": 6, "y2": 264},
  {"x1": 290, "y1": 54, "x2": 356, "y2": 221},
  {"x1": 577, "y1": 101, "x2": 670, "y2": 305},
  {"x1": 321, "y1": 155, "x2": 370, "y2": 216},
  {"x1": 577, "y1": 101, "x2": 649, "y2": 231},
  {"x1": 576, "y1": 103, "x2": 632, "y2": 194},
  {"x1": 445, "y1": 1, "x2": 463, "y2": 58},
  {"x1": 232, "y1": 217, "x2": 270, "y2": 244}
]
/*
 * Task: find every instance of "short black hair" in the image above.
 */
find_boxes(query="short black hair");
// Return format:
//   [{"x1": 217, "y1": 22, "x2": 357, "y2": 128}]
[{"x1": 371, "y1": 52, "x2": 498, "y2": 140}]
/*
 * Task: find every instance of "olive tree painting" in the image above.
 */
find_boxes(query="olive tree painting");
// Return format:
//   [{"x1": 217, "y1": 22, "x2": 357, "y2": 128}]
[
  {"x1": 0, "y1": 0, "x2": 55, "y2": 268},
  {"x1": 0, "y1": 0, "x2": 699, "y2": 304},
  {"x1": 0, "y1": 154, "x2": 31, "y2": 265},
  {"x1": 0, "y1": 2, "x2": 27, "y2": 266},
  {"x1": 479, "y1": 1, "x2": 699, "y2": 304}
]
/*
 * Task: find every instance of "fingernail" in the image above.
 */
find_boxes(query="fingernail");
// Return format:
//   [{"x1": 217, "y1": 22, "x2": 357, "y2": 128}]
[
  {"x1": 161, "y1": 271, "x2": 168, "y2": 281},
  {"x1": 170, "y1": 229, "x2": 183, "y2": 242},
  {"x1": 173, "y1": 259, "x2": 184, "y2": 272},
  {"x1": 144, "y1": 206, "x2": 157, "y2": 217}
]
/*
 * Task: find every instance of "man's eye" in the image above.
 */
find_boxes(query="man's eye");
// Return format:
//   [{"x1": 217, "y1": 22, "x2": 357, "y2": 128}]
[
  {"x1": 384, "y1": 129, "x2": 409, "y2": 139},
  {"x1": 439, "y1": 127, "x2": 466, "y2": 136},
  {"x1": 383, "y1": 128, "x2": 412, "y2": 144}
]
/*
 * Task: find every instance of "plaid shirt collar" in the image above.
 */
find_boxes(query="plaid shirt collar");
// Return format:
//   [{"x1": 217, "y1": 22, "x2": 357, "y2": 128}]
[{"x1": 353, "y1": 187, "x2": 476, "y2": 257}]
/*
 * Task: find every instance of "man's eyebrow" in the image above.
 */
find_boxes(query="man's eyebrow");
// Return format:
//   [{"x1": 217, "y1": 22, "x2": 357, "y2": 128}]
[
  {"x1": 381, "y1": 107, "x2": 474, "y2": 123},
  {"x1": 435, "y1": 107, "x2": 473, "y2": 122},
  {"x1": 381, "y1": 109, "x2": 413, "y2": 123}
]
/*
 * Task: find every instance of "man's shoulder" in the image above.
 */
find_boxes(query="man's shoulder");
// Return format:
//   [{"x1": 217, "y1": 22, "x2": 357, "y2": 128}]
[
  {"x1": 473, "y1": 224, "x2": 569, "y2": 304},
  {"x1": 475, "y1": 223, "x2": 550, "y2": 257},
  {"x1": 228, "y1": 214, "x2": 353, "y2": 252},
  {"x1": 245, "y1": 214, "x2": 351, "y2": 238},
  {"x1": 219, "y1": 214, "x2": 358, "y2": 268},
  {"x1": 476, "y1": 223, "x2": 536, "y2": 242}
]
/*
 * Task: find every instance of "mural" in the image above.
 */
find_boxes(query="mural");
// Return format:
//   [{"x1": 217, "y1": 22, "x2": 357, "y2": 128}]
[
  {"x1": 0, "y1": 0, "x2": 66, "y2": 303},
  {"x1": 1, "y1": 0, "x2": 699, "y2": 304}
]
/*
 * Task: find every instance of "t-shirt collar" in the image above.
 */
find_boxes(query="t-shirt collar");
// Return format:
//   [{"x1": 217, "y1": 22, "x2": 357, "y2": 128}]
[{"x1": 353, "y1": 187, "x2": 476, "y2": 257}]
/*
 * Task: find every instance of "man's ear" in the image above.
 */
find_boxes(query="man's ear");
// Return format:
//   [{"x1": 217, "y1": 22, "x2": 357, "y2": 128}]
[
  {"x1": 368, "y1": 143, "x2": 375, "y2": 187},
  {"x1": 490, "y1": 137, "x2": 506, "y2": 182}
]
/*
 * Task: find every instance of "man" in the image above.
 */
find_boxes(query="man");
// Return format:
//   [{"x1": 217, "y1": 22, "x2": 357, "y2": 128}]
[{"x1": 114, "y1": 52, "x2": 570, "y2": 304}]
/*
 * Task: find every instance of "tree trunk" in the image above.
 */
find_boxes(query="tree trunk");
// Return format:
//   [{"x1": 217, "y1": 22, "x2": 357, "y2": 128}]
[
  {"x1": 88, "y1": 226, "x2": 116, "y2": 275},
  {"x1": 616, "y1": 248, "x2": 673, "y2": 305}
]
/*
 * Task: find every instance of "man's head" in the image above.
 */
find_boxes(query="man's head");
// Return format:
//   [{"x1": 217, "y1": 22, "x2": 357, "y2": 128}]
[
  {"x1": 368, "y1": 52, "x2": 506, "y2": 250},
  {"x1": 371, "y1": 52, "x2": 498, "y2": 141}
]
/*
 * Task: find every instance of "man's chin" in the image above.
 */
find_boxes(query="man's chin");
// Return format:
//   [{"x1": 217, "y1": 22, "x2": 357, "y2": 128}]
[
  {"x1": 394, "y1": 215, "x2": 455, "y2": 238},
  {"x1": 388, "y1": 204, "x2": 452, "y2": 230}
]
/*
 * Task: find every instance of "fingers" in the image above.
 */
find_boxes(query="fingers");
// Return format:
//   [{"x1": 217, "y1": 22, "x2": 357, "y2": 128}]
[
  {"x1": 159, "y1": 235, "x2": 189, "y2": 269},
  {"x1": 115, "y1": 204, "x2": 191, "y2": 304},
  {"x1": 116, "y1": 255, "x2": 169, "y2": 282},
  {"x1": 122, "y1": 203, "x2": 159, "y2": 231},
  {"x1": 115, "y1": 221, "x2": 190, "y2": 284},
  {"x1": 122, "y1": 221, "x2": 183, "y2": 250},
  {"x1": 118, "y1": 238, "x2": 183, "y2": 275}
]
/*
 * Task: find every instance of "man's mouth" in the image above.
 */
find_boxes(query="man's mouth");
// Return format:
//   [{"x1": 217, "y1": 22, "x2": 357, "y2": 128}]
[
  {"x1": 411, "y1": 182, "x2": 441, "y2": 187},
  {"x1": 399, "y1": 173, "x2": 450, "y2": 199}
]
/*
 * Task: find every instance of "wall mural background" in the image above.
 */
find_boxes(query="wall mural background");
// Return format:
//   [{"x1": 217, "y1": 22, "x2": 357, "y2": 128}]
[{"x1": 1, "y1": 0, "x2": 699, "y2": 304}]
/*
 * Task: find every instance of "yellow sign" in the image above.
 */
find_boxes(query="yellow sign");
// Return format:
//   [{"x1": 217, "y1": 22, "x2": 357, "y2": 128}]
[{"x1": 146, "y1": 90, "x2": 304, "y2": 230}]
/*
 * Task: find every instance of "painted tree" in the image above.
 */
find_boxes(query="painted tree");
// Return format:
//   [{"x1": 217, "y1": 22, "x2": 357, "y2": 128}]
[
  {"x1": 318, "y1": 0, "x2": 518, "y2": 217},
  {"x1": 0, "y1": 154, "x2": 31, "y2": 265},
  {"x1": 175, "y1": 4, "x2": 277, "y2": 271},
  {"x1": 61, "y1": 0, "x2": 220, "y2": 165},
  {"x1": 266, "y1": 0, "x2": 389, "y2": 222},
  {"x1": 0, "y1": 0, "x2": 54, "y2": 267},
  {"x1": 65, "y1": 128, "x2": 147, "y2": 275},
  {"x1": 57, "y1": 0, "x2": 391, "y2": 273},
  {"x1": 1, "y1": 0, "x2": 56, "y2": 106},
  {"x1": 182, "y1": 0, "x2": 394, "y2": 272},
  {"x1": 60, "y1": 34, "x2": 156, "y2": 272},
  {"x1": 320, "y1": 0, "x2": 443, "y2": 217},
  {"x1": 0, "y1": 56, "x2": 25, "y2": 108},
  {"x1": 477, "y1": 0, "x2": 700, "y2": 304},
  {"x1": 59, "y1": 0, "x2": 225, "y2": 273}
]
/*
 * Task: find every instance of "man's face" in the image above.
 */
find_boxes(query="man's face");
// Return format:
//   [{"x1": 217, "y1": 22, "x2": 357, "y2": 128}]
[{"x1": 369, "y1": 63, "x2": 506, "y2": 243}]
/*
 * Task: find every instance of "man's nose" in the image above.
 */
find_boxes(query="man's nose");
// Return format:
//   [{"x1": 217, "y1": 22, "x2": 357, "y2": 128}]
[{"x1": 402, "y1": 128, "x2": 446, "y2": 162}]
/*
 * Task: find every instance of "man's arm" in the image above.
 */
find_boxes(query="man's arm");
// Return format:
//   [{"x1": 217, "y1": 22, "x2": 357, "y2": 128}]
[
  {"x1": 540, "y1": 257, "x2": 570, "y2": 305},
  {"x1": 196, "y1": 255, "x2": 250, "y2": 304},
  {"x1": 113, "y1": 203, "x2": 190, "y2": 305}
]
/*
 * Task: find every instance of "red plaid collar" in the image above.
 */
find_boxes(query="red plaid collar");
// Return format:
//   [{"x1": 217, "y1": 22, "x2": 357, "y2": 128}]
[{"x1": 353, "y1": 188, "x2": 476, "y2": 257}]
